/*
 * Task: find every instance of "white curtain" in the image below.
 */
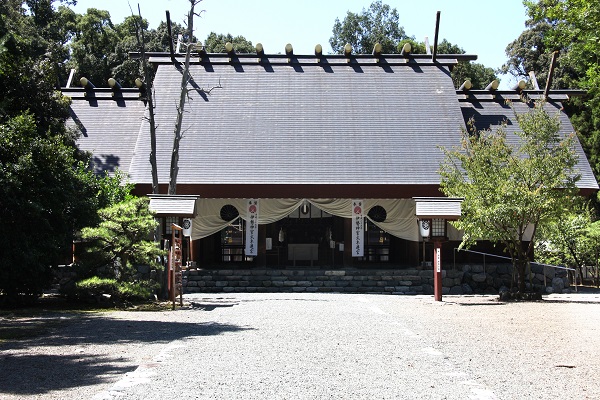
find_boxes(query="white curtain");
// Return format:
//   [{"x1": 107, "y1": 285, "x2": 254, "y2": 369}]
[{"x1": 191, "y1": 198, "x2": 462, "y2": 242}]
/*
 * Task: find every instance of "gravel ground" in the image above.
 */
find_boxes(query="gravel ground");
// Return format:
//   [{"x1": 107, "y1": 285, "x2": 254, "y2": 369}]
[{"x1": 1, "y1": 292, "x2": 599, "y2": 399}]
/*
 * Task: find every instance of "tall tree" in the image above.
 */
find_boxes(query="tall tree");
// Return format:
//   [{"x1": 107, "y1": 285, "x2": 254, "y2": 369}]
[
  {"x1": 203, "y1": 32, "x2": 254, "y2": 53},
  {"x1": 0, "y1": 0, "x2": 76, "y2": 133},
  {"x1": 0, "y1": 114, "x2": 100, "y2": 302},
  {"x1": 330, "y1": 3, "x2": 496, "y2": 89},
  {"x1": 403, "y1": 39, "x2": 497, "y2": 89},
  {"x1": 330, "y1": 0, "x2": 408, "y2": 54},
  {"x1": 67, "y1": 8, "x2": 120, "y2": 87},
  {"x1": 503, "y1": 0, "x2": 600, "y2": 182},
  {"x1": 0, "y1": 1, "x2": 129, "y2": 303},
  {"x1": 439, "y1": 100, "x2": 580, "y2": 292}
]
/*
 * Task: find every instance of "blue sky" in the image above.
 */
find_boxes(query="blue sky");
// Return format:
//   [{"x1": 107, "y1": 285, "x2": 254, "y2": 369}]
[{"x1": 70, "y1": 0, "x2": 529, "y2": 88}]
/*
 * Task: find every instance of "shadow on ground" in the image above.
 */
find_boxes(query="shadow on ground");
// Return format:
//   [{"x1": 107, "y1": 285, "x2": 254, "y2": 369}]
[{"x1": 0, "y1": 313, "x2": 250, "y2": 396}]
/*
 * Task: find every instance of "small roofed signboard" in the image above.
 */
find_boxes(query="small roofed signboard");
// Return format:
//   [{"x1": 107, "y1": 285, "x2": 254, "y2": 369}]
[
  {"x1": 413, "y1": 197, "x2": 462, "y2": 220},
  {"x1": 148, "y1": 195, "x2": 198, "y2": 217}
]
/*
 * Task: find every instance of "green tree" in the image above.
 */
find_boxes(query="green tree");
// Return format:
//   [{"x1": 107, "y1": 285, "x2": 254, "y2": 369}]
[
  {"x1": 203, "y1": 32, "x2": 254, "y2": 53},
  {"x1": 67, "y1": 8, "x2": 120, "y2": 87},
  {"x1": 329, "y1": 3, "x2": 496, "y2": 89},
  {"x1": 434, "y1": 40, "x2": 497, "y2": 89},
  {"x1": 503, "y1": 0, "x2": 600, "y2": 183},
  {"x1": 0, "y1": 0, "x2": 76, "y2": 133},
  {"x1": 330, "y1": 0, "x2": 408, "y2": 54},
  {"x1": 0, "y1": 113, "x2": 99, "y2": 302},
  {"x1": 439, "y1": 100, "x2": 580, "y2": 292},
  {"x1": 536, "y1": 204, "x2": 595, "y2": 286},
  {"x1": 80, "y1": 197, "x2": 163, "y2": 280},
  {"x1": 0, "y1": 1, "x2": 133, "y2": 304}
]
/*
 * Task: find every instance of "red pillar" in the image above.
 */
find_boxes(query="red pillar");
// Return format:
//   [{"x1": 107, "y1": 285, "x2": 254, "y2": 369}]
[{"x1": 433, "y1": 240, "x2": 443, "y2": 301}]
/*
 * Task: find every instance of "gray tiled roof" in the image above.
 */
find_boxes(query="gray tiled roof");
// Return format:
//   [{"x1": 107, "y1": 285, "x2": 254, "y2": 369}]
[
  {"x1": 460, "y1": 100, "x2": 598, "y2": 190},
  {"x1": 65, "y1": 55, "x2": 597, "y2": 195},
  {"x1": 65, "y1": 90, "x2": 146, "y2": 176},
  {"x1": 127, "y1": 61, "x2": 466, "y2": 186}
]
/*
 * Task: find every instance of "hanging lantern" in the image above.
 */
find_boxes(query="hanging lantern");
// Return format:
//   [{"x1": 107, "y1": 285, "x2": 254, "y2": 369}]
[{"x1": 419, "y1": 219, "x2": 431, "y2": 238}]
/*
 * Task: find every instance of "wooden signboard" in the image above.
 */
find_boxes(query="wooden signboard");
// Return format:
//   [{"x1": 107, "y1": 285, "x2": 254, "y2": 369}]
[{"x1": 170, "y1": 224, "x2": 184, "y2": 309}]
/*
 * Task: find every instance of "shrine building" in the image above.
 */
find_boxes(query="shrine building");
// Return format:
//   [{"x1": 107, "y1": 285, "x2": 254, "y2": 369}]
[{"x1": 63, "y1": 43, "x2": 598, "y2": 273}]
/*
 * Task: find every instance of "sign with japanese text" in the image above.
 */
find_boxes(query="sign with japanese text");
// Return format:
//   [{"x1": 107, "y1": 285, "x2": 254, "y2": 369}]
[
  {"x1": 351, "y1": 199, "x2": 364, "y2": 257},
  {"x1": 245, "y1": 199, "x2": 259, "y2": 256}
]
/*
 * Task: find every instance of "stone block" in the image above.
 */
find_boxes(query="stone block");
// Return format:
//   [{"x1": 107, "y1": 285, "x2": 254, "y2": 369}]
[
  {"x1": 187, "y1": 281, "x2": 198, "y2": 287},
  {"x1": 461, "y1": 283, "x2": 473, "y2": 295},
  {"x1": 398, "y1": 281, "x2": 413, "y2": 286},
  {"x1": 283, "y1": 281, "x2": 297, "y2": 287},
  {"x1": 297, "y1": 281, "x2": 312, "y2": 287},
  {"x1": 336, "y1": 281, "x2": 350, "y2": 287},
  {"x1": 292, "y1": 287, "x2": 306, "y2": 292},
  {"x1": 215, "y1": 281, "x2": 228, "y2": 287},
  {"x1": 384, "y1": 286, "x2": 396, "y2": 292},
  {"x1": 251, "y1": 269, "x2": 269, "y2": 276},
  {"x1": 422, "y1": 284, "x2": 433, "y2": 295},
  {"x1": 471, "y1": 264, "x2": 484, "y2": 273},
  {"x1": 395, "y1": 286, "x2": 410, "y2": 292},
  {"x1": 449, "y1": 286, "x2": 463, "y2": 295},
  {"x1": 325, "y1": 270, "x2": 346, "y2": 276},
  {"x1": 223, "y1": 287, "x2": 235, "y2": 292},
  {"x1": 442, "y1": 278, "x2": 454, "y2": 287},
  {"x1": 472, "y1": 273, "x2": 487, "y2": 283},
  {"x1": 552, "y1": 277, "x2": 565, "y2": 292},
  {"x1": 442, "y1": 287, "x2": 450, "y2": 295}
]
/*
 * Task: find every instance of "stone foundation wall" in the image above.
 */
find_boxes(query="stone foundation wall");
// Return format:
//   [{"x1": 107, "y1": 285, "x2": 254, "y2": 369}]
[{"x1": 182, "y1": 263, "x2": 571, "y2": 295}]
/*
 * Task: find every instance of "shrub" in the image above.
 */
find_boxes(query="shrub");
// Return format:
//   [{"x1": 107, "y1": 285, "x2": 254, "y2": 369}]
[
  {"x1": 74, "y1": 277, "x2": 119, "y2": 298},
  {"x1": 117, "y1": 280, "x2": 160, "y2": 301}
]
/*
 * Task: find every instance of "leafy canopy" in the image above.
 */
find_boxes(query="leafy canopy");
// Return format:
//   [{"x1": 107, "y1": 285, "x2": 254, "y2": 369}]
[
  {"x1": 330, "y1": 0, "x2": 408, "y2": 54},
  {"x1": 439, "y1": 99, "x2": 580, "y2": 291}
]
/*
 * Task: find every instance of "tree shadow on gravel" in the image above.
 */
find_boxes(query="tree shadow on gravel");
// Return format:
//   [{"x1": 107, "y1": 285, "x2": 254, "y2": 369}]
[
  {"x1": 0, "y1": 353, "x2": 133, "y2": 396},
  {"x1": 0, "y1": 315, "x2": 251, "y2": 396}
]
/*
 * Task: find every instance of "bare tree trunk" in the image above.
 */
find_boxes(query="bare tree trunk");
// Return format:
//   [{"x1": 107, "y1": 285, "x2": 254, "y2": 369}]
[
  {"x1": 133, "y1": 5, "x2": 159, "y2": 194},
  {"x1": 168, "y1": 1, "x2": 198, "y2": 195}
]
